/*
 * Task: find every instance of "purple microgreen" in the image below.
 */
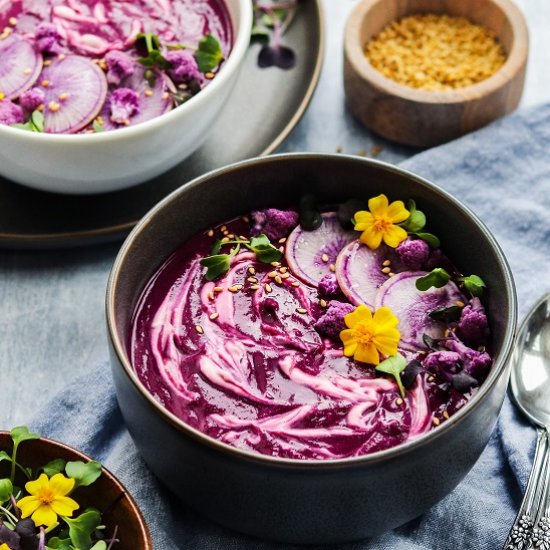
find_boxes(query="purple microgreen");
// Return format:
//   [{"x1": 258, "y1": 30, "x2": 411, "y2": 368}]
[
  {"x1": 401, "y1": 360, "x2": 425, "y2": 390},
  {"x1": 452, "y1": 371, "x2": 479, "y2": 393},
  {"x1": 337, "y1": 198, "x2": 366, "y2": 230},
  {"x1": 194, "y1": 34, "x2": 223, "y2": 73},
  {"x1": 428, "y1": 305, "x2": 463, "y2": 323},
  {"x1": 375, "y1": 354, "x2": 408, "y2": 398}
]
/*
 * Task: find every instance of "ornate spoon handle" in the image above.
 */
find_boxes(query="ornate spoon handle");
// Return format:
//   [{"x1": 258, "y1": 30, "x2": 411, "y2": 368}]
[
  {"x1": 504, "y1": 428, "x2": 548, "y2": 550},
  {"x1": 532, "y1": 429, "x2": 550, "y2": 550}
]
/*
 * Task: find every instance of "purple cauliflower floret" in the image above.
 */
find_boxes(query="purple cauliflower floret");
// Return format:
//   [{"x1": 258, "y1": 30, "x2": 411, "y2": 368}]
[
  {"x1": 165, "y1": 50, "x2": 201, "y2": 83},
  {"x1": 105, "y1": 50, "x2": 135, "y2": 86},
  {"x1": 314, "y1": 301, "x2": 354, "y2": 342},
  {"x1": 0, "y1": 100, "x2": 24, "y2": 125},
  {"x1": 35, "y1": 23, "x2": 64, "y2": 55},
  {"x1": 250, "y1": 208, "x2": 299, "y2": 241},
  {"x1": 19, "y1": 87, "x2": 46, "y2": 112},
  {"x1": 318, "y1": 274, "x2": 340, "y2": 297},
  {"x1": 443, "y1": 337, "x2": 492, "y2": 380},
  {"x1": 457, "y1": 298, "x2": 489, "y2": 347},
  {"x1": 422, "y1": 351, "x2": 461, "y2": 380},
  {"x1": 396, "y1": 238, "x2": 430, "y2": 270},
  {"x1": 109, "y1": 88, "x2": 140, "y2": 125}
]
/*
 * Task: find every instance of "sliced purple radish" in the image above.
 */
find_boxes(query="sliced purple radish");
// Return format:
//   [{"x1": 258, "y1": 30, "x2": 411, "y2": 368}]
[
  {"x1": 99, "y1": 66, "x2": 173, "y2": 131},
  {"x1": 375, "y1": 271, "x2": 465, "y2": 352},
  {"x1": 39, "y1": 55, "x2": 107, "y2": 133},
  {"x1": 335, "y1": 240, "x2": 404, "y2": 309},
  {"x1": 0, "y1": 34, "x2": 42, "y2": 100},
  {"x1": 285, "y1": 212, "x2": 356, "y2": 287}
]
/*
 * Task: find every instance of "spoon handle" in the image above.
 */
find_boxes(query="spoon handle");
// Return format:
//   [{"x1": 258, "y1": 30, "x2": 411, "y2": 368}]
[
  {"x1": 503, "y1": 428, "x2": 548, "y2": 550},
  {"x1": 531, "y1": 428, "x2": 550, "y2": 548}
]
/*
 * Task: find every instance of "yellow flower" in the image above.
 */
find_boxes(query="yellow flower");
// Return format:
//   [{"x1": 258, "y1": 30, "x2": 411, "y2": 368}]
[
  {"x1": 0, "y1": 544, "x2": 12, "y2": 550},
  {"x1": 354, "y1": 194, "x2": 409, "y2": 249},
  {"x1": 340, "y1": 305, "x2": 400, "y2": 365},
  {"x1": 17, "y1": 473, "x2": 79, "y2": 527}
]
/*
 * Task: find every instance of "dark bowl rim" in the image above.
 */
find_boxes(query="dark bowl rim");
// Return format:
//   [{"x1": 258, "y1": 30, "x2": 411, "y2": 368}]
[
  {"x1": 106, "y1": 152, "x2": 517, "y2": 470},
  {"x1": 0, "y1": 431, "x2": 152, "y2": 548}
]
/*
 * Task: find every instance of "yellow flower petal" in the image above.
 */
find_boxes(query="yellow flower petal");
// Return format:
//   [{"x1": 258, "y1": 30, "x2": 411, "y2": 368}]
[
  {"x1": 32, "y1": 503, "x2": 58, "y2": 527},
  {"x1": 367, "y1": 194, "x2": 389, "y2": 216},
  {"x1": 372, "y1": 306, "x2": 400, "y2": 328},
  {"x1": 360, "y1": 228, "x2": 383, "y2": 249},
  {"x1": 17, "y1": 495, "x2": 41, "y2": 518},
  {"x1": 382, "y1": 224, "x2": 408, "y2": 248},
  {"x1": 49, "y1": 473, "x2": 75, "y2": 497},
  {"x1": 353, "y1": 210, "x2": 372, "y2": 231},
  {"x1": 51, "y1": 495, "x2": 79, "y2": 517},
  {"x1": 344, "y1": 304, "x2": 372, "y2": 328},
  {"x1": 1, "y1": 543, "x2": 12, "y2": 550},
  {"x1": 373, "y1": 332, "x2": 400, "y2": 356},
  {"x1": 25, "y1": 473, "x2": 49, "y2": 496},
  {"x1": 354, "y1": 343, "x2": 380, "y2": 365},
  {"x1": 386, "y1": 200, "x2": 409, "y2": 223}
]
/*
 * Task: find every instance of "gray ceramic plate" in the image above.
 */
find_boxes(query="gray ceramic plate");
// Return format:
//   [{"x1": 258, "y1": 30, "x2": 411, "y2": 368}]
[{"x1": 0, "y1": 1, "x2": 324, "y2": 249}]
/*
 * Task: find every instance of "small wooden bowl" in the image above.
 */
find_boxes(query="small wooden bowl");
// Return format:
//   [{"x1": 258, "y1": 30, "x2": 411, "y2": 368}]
[
  {"x1": 344, "y1": 0, "x2": 529, "y2": 147},
  {"x1": 0, "y1": 433, "x2": 152, "y2": 550}
]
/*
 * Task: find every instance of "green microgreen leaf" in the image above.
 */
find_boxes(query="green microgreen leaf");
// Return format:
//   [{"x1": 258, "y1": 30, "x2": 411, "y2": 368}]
[
  {"x1": 375, "y1": 354, "x2": 407, "y2": 398},
  {"x1": 90, "y1": 541, "x2": 108, "y2": 550},
  {"x1": 11, "y1": 109, "x2": 45, "y2": 133},
  {"x1": 42, "y1": 458, "x2": 67, "y2": 477},
  {"x1": 10, "y1": 426, "x2": 39, "y2": 483},
  {"x1": 415, "y1": 268, "x2": 451, "y2": 291},
  {"x1": 0, "y1": 451, "x2": 10, "y2": 463},
  {"x1": 63, "y1": 508, "x2": 102, "y2": 550},
  {"x1": 210, "y1": 239, "x2": 223, "y2": 255},
  {"x1": 92, "y1": 120, "x2": 104, "y2": 133},
  {"x1": 247, "y1": 234, "x2": 282, "y2": 264},
  {"x1": 200, "y1": 254, "x2": 231, "y2": 281},
  {"x1": 457, "y1": 274, "x2": 486, "y2": 297},
  {"x1": 428, "y1": 305, "x2": 463, "y2": 323},
  {"x1": 46, "y1": 537, "x2": 73, "y2": 550},
  {"x1": 65, "y1": 460, "x2": 102, "y2": 489},
  {"x1": 0, "y1": 478, "x2": 13, "y2": 503},
  {"x1": 136, "y1": 32, "x2": 169, "y2": 70},
  {"x1": 401, "y1": 200, "x2": 426, "y2": 233},
  {"x1": 194, "y1": 34, "x2": 223, "y2": 73},
  {"x1": 413, "y1": 232, "x2": 440, "y2": 248}
]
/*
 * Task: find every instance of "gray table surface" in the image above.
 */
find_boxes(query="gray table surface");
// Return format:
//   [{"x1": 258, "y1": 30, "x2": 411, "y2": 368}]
[{"x1": 1, "y1": 0, "x2": 549, "y2": 426}]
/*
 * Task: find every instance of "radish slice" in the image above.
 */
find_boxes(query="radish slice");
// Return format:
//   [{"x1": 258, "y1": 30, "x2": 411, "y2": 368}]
[
  {"x1": 375, "y1": 271, "x2": 465, "y2": 352},
  {"x1": 335, "y1": 240, "x2": 404, "y2": 308},
  {"x1": 285, "y1": 212, "x2": 356, "y2": 287},
  {"x1": 40, "y1": 55, "x2": 107, "y2": 133},
  {"x1": 0, "y1": 35, "x2": 42, "y2": 100},
  {"x1": 99, "y1": 66, "x2": 173, "y2": 130}
]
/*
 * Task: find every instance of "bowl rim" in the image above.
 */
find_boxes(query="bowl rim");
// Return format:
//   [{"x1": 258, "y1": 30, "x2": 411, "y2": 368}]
[
  {"x1": 0, "y1": 0, "x2": 253, "y2": 142},
  {"x1": 344, "y1": 0, "x2": 529, "y2": 105},
  {"x1": 0, "y1": 430, "x2": 152, "y2": 549},
  {"x1": 106, "y1": 152, "x2": 517, "y2": 470}
]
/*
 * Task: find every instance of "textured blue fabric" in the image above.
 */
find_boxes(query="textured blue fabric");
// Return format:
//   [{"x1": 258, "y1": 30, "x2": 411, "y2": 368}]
[{"x1": 31, "y1": 103, "x2": 550, "y2": 549}]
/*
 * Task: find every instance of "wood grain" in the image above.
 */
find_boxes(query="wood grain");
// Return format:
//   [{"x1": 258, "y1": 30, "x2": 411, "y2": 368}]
[{"x1": 344, "y1": 0, "x2": 529, "y2": 147}]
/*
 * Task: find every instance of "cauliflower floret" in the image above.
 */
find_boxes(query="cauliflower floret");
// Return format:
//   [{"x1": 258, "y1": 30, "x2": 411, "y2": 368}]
[
  {"x1": 314, "y1": 301, "x2": 354, "y2": 342},
  {"x1": 457, "y1": 298, "x2": 489, "y2": 347},
  {"x1": 109, "y1": 88, "x2": 140, "y2": 125},
  {"x1": 443, "y1": 337, "x2": 492, "y2": 380},
  {"x1": 105, "y1": 51, "x2": 135, "y2": 86},
  {"x1": 396, "y1": 238, "x2": 430, "y2": 270},
  {"x1": 318, "y1": 274, "x2": 340, "y2": 297},
  {"x1": 422, "y1": 351, "x2": 461, "y2": 381},
  {"x1": 35, "y1": 23, "x2": 64, "y2": 55},
  {"x1": 0, "y1": 100, "x2": 24, "y2": 126},
  {"x1": 166, "y1": 50, "x2": 201, "y2": 84},
  {"x1": 250, "y1": 208, "x2": 299, "y2": 241},
  {"x1": 19, "y1": 88, "x2": 45, "y2": 112}
]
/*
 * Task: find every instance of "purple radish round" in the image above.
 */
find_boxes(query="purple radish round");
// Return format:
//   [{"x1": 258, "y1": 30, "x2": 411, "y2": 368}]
[
  {"x1": 335, "y1": 240, "x2": 404, "y2": 308},
  {"x1": 375, "y1": 271, "x2": 465, "y2": 352},
  {"x1": 285, "y1": 212, "x2": 356, "y2": 287},
  {"x1": 0, "y1": 34, "x2": 42, "y2": 100},
  {"x1": 99, "y1": 66, "x2": 173, "y2": 131},
  {"x1": 40, "y1": 56, "x2": 107, "y2": 133}
]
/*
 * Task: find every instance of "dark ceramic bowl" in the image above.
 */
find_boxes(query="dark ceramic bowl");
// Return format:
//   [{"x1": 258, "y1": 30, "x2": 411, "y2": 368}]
[
  {"x1": 106, "y1": 153, "x2": 516, "y2": 544},
  {"x1": 0, "y1": 432, "x2": 151, "y2": 550}
]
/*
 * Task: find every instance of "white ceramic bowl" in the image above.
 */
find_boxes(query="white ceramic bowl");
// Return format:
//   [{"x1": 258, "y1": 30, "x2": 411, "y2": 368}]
[{"x1": 0, "y1": 0, "x2": 252, "y2": 195}]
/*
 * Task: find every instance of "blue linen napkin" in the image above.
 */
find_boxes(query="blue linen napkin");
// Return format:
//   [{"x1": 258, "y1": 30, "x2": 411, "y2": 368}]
[{"x1": 31, "y1": 103, "x2": 550, "y2": 549}]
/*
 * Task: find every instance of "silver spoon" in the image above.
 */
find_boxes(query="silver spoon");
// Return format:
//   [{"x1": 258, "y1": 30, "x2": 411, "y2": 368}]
[{"x1": 505, "y1": 293, "x2": 550, "y2": 550}]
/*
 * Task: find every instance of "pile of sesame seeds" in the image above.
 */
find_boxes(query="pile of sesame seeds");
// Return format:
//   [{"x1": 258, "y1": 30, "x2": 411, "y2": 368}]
[{"x1": 365, "y1": 14, "x2": 507, "y2": 91}]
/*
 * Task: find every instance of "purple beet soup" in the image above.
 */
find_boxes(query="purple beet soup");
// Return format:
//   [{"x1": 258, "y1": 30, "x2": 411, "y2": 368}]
[
  {"x1": 130, "y1": 198, "x2": 493, "y2": 460},
  {"x1": 0, "y1": 0, "x2": 232, "y2": 133}
]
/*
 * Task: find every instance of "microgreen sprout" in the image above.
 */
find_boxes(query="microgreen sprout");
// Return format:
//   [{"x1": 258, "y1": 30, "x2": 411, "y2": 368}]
[
  {"x1": 416, "y1": 269, "x2": 486, "y2": 297},
  {"x1": 375, "y1": 354, "x2": 408, "y2": 398},
  {"x1": 399, "y1": 200, "x2": 440, "y2": 248}
]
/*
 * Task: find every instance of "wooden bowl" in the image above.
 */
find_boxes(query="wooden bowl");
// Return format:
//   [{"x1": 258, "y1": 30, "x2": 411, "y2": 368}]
[
  {"x1": 344, "y1": 0, "x2": 529, "y2": 147},
  {"x1": 0, "y1": 432, "x2": 152, "y2": 550}
]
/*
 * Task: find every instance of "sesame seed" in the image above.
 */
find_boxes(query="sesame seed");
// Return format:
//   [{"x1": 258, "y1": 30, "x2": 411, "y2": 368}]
[
  {"x1": 0, "y1": 27, "x2": 12, "y2": 40},
  {"x1": 41, "y1": 80, "x2": 50, "y2": 87},
  {"x1": 162, "y1": 92, "x2": 169, "y2": 99},
  {"x1": 382, "y1": 259, "x2": 391, "y2": 266},
  {"x1": 280, "y1": 273, "x2": 290, "y2": 279},
  {"x1": 8, "y1": 17, "x2": 17, "y2": 26},
  {"x1": 248, "y1": 266, "x2": 256, "y2": 275},
  {"x1": 320, "y1": 299, "x2": 327, "y2": 308},
  {"x1": 43, "y1": 60, "x2": 52, "y2": 67},
  {"x1": 59, "y1": 92, "x2": 69, "y2": 101},
  {"x1": 37, "y1": 104, "x2": 44, "y2": 111},
  {"x1": 432, "y1": 417, "x2": 440, "y2": 426},
  {"x1": 229, "y1": 285, "x2": 243, "y2": 293},
  {"x1": 291, "y1": 281, "x2": 300, "y2": 287},
  {"x1": 279, "y1": 267, "x2": 288, "y2": 274},
  {"x1": 265, "y1": 284, "x2": 273, "y2": 294},
  {"x1": 382, "y1": 267, "x2": 391, "y2": 274},
  {"x1": 296, "y1": 308, "x2": 307, "y2": 314},
  {"x1": 279, "y1": 246, "x2": 284, "y2": 252},
  {"x1": 23, "y1": 68, "x2": 32, "y2": 75},
  {"x1": 275, "y1": 276, "x2": 283, "y2": 285},
  {"x1": 329, "y1": 264, "x2": 336, "y2": 272},
  {"x1": 250, "y1": 284, "x2": 260, "y2": 290},
  {"x1": 208, "y1": 291, "x2": 215, "y2": 301},
  {"x1": 242, "y1": 216, "x2": 250, "y2": 223},
  {"x1": 268, "y1": 271, "x2": 277, "y2": 278},
  {"x1": 428, "y1": 375, "x2": 435, "y2": 382},
  {"x1": 239, "y1": 235, "x2": 248, "y2": 241},
  {"x1": 195, "y1": 324, "x2": 204, "y2": 334},
  {"x1": 207, "y1": 229, "x2": 214, "y2": 237},
  {"x1": 443, "y1": 411, "x2": 450, "y2": 419},
  {"x1": 279, "y1": 238, "x2": 287, "y2": 244},
  {"x1": 455, "y1": 300, "x2": 465, "y2": 307},
  {"x1": 220, "y1": 226, "x2": 227, "y2": 232},
  {"x1": 388, "y1": 272, "x2": 395, "y2": 277},
  {"x1": 205, "y1": 71, "x2": 215, "y2": 79},
  {"x1": 321, "y1": 253, "x2": 329, "y2": 262},
  {"x1": 59, "y1": 53, "x2": 66, "y2": 61},
  {"x1": 247, "y1": 277, "x2": 258, "y2": 283},
  {"x1": 223, "y1": 230, "x2": 229, "y2": 236},
  {"x1": 444, "y1": 329, "x2": 451, "y2": 337},
  {"x1": 214, "y1": 286, "x2": 223, "y2": 293},
  {"x1": 209, "y1": 312, "x2": 219, "y2": 321},
  {"x1": 271, "y1": 261, "x2": 281, "y2": 267},
  {"x1": 220, "y1": 237, "x2": 229, "y2": 243},
  {"x1": 396, "y1": 398, "x2": 404, "y2": 405},
  {"x1": 48, "y1": 101, "x2": 60, "y2": 112},
  {"x1": 178, "y1": 83, "x2": 188, "y2": 90},
  {"x1": 144, "y1": 89, "x2": 153, "y2": 97}
]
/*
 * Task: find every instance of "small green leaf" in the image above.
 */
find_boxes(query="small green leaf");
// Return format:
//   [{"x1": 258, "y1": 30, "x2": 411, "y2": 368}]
[
  {"x1": 46, "y1": 537, "x2": 73, "y2": 550},
  {"x1": 375, "y1": 354, "x2": 407, "y2": 398},
  {"x1": 200, "y1": 254, "x2": 231, "y2": 281},
  {"x1": 458, "y1": 274, "x2": 486, "y2": 297},
  {"x1": 0, "y1": 451, "x2": 11, "y2": 463},
  {"x1": 90, "y1": 542, "x2": 107, "y2": 550},
  {"x1": 428, "y1": 305, "x2": 463, "y2": 323},
  {"x1": 136, "y1": 32, "x2": 169, "y2": 70},
  {"x1": 0, "y1": 478, "x2": 13, "y2": 503},
  {"x1": 415, "y1": 268, "x2": 451, "y2": 291},
  {"x1": 401, "y1": 200, "x2": 426, "y2": 233},
  {"x1": 194, "y1": 34, "x2": 223, "y2": 73},
  {"x1": 65, "y1": 460, "x2": 102, "y2": 488},
  {"x1": 63, "y1": 508, "x2": 102, "y2": 550},
  {"x1": 247, "y1": 234, "x2": 282, "y2": 264},
  {"x1": 42, "y1": 458, "x2": 67, "y2": 477},
  {"x1": 92, "y1": 120, "x2": 104, "y2": 133},
  {"x1": 31, "y1": 109, "x2": 44, "y2": 132},
  {"x1": 413, "y1": 232, "x2": 440, "y2": 248},
  {"x1": 10, "y1": 426, "x2": 39, "y2": 447},
  {"x1": 210, "y1": 239, "x2": 223, "y2": 255}
]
